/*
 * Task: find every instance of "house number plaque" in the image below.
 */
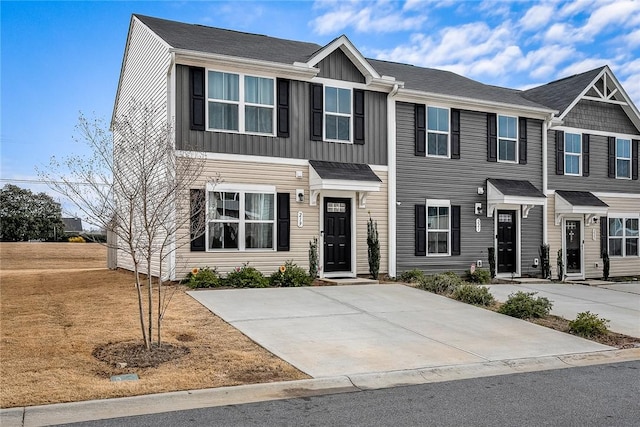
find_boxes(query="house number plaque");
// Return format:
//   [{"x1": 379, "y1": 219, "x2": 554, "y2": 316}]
[
  {"x1": 297, "y1": 211, "x2": 304, "y2": 228},
  {"x1": 476, "y1": 218, "x2": 481, "y2": 232}
]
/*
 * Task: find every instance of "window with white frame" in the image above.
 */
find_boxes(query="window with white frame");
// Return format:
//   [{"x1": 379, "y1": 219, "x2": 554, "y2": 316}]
[
  {"x1": 564, "y1": 133, "x2": 582, "y2": 175},
  {"x1": 608, "y1": 216, "x2": 639, "y2": 257},
  {"x1": 208, "y1": 189, "x2": 275, "y2": 250},
  {"x1": 427, "y1": 107, "x2": 449, "y2": 157},
  {"x1": 427, "y1": 200, "x2": 450, "y2": 255},
  {"x1": 325, "y1": 86, "x2": 351, "y2": 142},
  {"x1": 616, "y1": 138, "x2": 632, "y2": 179},
  {"x1": 498, "y1": 115, "x2": 517, "y2": 162},
  {"x1": 207, "y1": 71, "x2": 274, "y2": 135}
]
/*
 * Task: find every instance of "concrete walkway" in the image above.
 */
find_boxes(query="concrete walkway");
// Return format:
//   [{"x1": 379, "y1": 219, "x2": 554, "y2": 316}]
[
  {"x1": 486, "y1": 282, "x2": 640, "y2": 337},
  {"x1": 189, "y1": 284, "x2": 612, "y2": 378}
]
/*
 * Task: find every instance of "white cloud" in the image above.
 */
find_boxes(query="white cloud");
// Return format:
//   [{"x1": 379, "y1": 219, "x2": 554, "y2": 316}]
[
  {"x1": 519, "y1": 4, "x2": 555, "y2": 31},
  {"x1": 559, "y1": 58, "x2": 609, "y2": 78},
  {"x1": 577, "y1": 0, "x2": 640, "y2": 41}
]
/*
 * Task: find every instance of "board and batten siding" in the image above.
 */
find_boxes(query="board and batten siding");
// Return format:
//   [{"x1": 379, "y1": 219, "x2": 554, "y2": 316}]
[
  {"x1": 395, "y1": 102, "x2": 544, "y2": 276},
  {"x1": 114, "y1": 17, "x2": 172, "y2": 277},
  {"x1": 563, "y1": 99, "x2": 638, "y2": 135},
  {"x1": 174, "y1": 65, "x2": 387, "y2": 165},
  {"x1": 174, "y1": 159, "x2": 388, "y2": 279},
  {"x1": 317, "y1": 49, "x2": 366, "y2": 83}
]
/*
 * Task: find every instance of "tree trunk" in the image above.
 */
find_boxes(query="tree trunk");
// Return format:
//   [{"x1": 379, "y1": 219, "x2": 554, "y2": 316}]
[{"x1": 134, "y1": 264, "x2": 149, "y2": 350}]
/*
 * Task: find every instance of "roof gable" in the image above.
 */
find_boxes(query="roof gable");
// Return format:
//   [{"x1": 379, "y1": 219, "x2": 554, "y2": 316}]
[{"x1": 305, "y1": 35, "x2": 382, "y2": 83}]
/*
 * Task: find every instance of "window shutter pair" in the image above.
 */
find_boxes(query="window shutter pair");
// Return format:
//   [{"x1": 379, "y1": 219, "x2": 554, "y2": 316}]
[
  {"x1": 189, "y1": 190, "x2": 290, "y2": 252},
  {"x1": 555, "y1": 131, "x2": 590, "y2": 176},
  {"x1": 414, "y1": 105, "x2": 460, "y2": 158},
  {"x1": 310, "y1": 83, "x2": 365, "y2": 144},
  {"x1": 414, "y1": 204, "x2": 460, "y2": 256},
  {"x1": 608, "y1": 138, "x2": 639, "y2": 179}
]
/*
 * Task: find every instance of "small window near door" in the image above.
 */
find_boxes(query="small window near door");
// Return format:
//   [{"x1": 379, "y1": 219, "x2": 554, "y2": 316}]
[
  {"x1": 609, "y1": 216, "x2": 639, "y2": 256},
  {"x1": 326, "y1": 202, "x2": 346, "y2": 213}
]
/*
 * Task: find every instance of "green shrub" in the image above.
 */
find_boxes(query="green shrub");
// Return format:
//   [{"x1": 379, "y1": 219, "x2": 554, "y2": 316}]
[
  {"x1": 186, "y1": 267, "x2": 221, "y2": 289},
  {"x1": 498, "y1": 291, "x2": 552, "y2": 319},
  {"x1": 367, "y1": 215, "x2": 380, "y2": 279},
  {"x1": 269, "y1": 261, "x2": 312, "y2": 287},
  {"x1": 452, "y1": 284, "x2": 495, "y2": 306},
  {"x1": 569, "y1": 311, "x2": 610, "y2": 338},
  {"x1": 224, "y1": 263, "x2": 268, "y2": 288},
  {"x1": 308, "y1": 237, "x2": 319, "y2": 279},
  {"x1": 466, "y1": 268, "x2": 491, "y2": 284},
  {"x1": 399, "y1": 269, "x2": 425, "y2": 283},
  {"x1": 488, "y1": 247, "x2": 496, "y2": 278},
  {"x1": 417, "y1": 271, "x2": 463, "y2": 295}
]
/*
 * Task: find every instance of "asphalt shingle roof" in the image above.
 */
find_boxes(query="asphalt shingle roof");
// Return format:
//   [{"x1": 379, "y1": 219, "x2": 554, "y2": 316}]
[
  {"x1": 310, "y1": 160, "x2": 381, "y2": 182},
  {"x1": 556, "y1": 190, "x2": 609, "y2": 207},
  {"x1": 488, "y1": 179, "x2": 545, "y2": 199}
]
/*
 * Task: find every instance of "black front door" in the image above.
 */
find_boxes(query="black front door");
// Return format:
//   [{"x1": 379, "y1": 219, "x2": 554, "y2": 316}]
[
  {"x1": 324, "y1": 198, "x2": 351, "y2": 273},
  {"x1": 497, "y1": 210, "x2": 517, "y2": 274},
  {"x1": 565, "y1": 220, "x2": 581, "y2": 274}
]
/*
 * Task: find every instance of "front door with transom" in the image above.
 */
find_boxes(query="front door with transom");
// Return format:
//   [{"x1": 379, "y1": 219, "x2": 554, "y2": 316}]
[
  {"x1": 565, "y1": 219, "x2": 582, "y2": 275},
  {"x1": 323, "y1": 198, "x2": 351, "y2": 273},
  {"x1": 497, "y1": 210, "x2": 517, "y2": 274}
]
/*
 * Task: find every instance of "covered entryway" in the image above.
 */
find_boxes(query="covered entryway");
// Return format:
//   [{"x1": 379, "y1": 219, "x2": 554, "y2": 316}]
[
  {"x1": 564, "y1": 219, "x2": 582, "y2": 275},
  {"x1": 497, "y1": 210, "x2": 517, "y2": 274},
  {"x1": 323, "y1": 198, "x2": 351, "y2": 273}
]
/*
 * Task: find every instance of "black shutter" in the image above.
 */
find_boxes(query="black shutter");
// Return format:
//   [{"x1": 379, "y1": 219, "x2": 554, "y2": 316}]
[
  {"x1": 415, "y1": 104, "x2": 426, "y2": 156},
  {"x1": 582, "y1": 134, "x2": 590, "y2": 177},
  {"x1": 633, "y1": 139, "x2": 639, "y2": 180},
  {"x1": 518, "y1": 117, "x2": 527, "y2": 164},
  {"x1": 190, "y1": 189, "x2": 205, "y2": 251},
  {"x1": 487, "y1": 113, "x2": 497, "y2": 162},
  {"x1": 277, "y1": 193, "x2": 290, "y2": 251},
  {"x1": 608, "y1": 136, "x2": 616, "y2": 178},
  {"x1": 555, "y1": 130, "x2": 564, "y2": 175},
  {"x1": 189, "y1": 67, "x2": 205, "y2": 131},
  {"x1": 310, "y1": 83, "x2": 323, "y2": 141},
  {"x1": 451, "y1": 109, "x2": 460, "y2": 159},
  {"x1": 451, "y1": 205, "x2": 461, "y2": 256},
  {"x1": 600, "y1": 217, "x2": 608, "y2": 257},
  {"x1": 353, "y1": 89, "x2": 365, "y2": 145},
  {"x1": 415, "y1": 204, "x2": 426, "y2": 256},
  {"x1": 277, "y1": 78, "x2": 290, "y2": 138}
]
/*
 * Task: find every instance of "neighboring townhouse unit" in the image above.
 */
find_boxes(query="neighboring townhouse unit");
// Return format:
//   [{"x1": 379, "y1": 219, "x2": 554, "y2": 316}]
[
  {"x1": 114, "y1": 15, "x2": 396, "y2": 280},
  {"x1": 523, "y1": 66, "x2": 640, "y2": 279}
]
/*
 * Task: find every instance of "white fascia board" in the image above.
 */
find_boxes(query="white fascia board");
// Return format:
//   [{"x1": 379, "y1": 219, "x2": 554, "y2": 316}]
[
  {"x1": 172, "y1": 49, "x2": 319, "y2": 80},
  {"x1": 309, "y1": 166, "x2": 381, "y2": 192},
  {"x1": 306, "y1": 35, "x2": 381, "y2": 81},
  {"x1": 550, "y1": 125, "x2": 640, "y2": 140},
  {"x1": 555, "y1": 193, "x2": 608, "y2": 216},
  {"x1": 558, "y1": 67, "x2": 607, "y2": 122},
  {"x1": 396, "y1": 88, "x2": 556, "y2": 120}
]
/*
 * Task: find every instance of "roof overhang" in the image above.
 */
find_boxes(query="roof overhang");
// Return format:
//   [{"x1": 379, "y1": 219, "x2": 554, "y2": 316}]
[
  {"x1": 309, "y1": 161, "x2": 381, "y2": 208},
  {"x1": 487, "y1": 179, "x2": 545, "y2": 218},
  {"x1": 554, "y1": 191, "x2": 609, "y2": 225}
]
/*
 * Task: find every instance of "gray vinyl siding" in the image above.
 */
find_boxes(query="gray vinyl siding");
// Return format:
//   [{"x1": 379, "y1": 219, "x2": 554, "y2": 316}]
[
  {"x1": 563, "y1": 99, "x2": 638, "y2": 135},
  {"x1": 175, "y1": 65, "x2": 387, "y2": 165},
  {"x1": 317, "y1": 49, "x2": 365, "y2": 83},
  {"x1": 396, "y1": 102, "x2": 544, "y2": 276},
  {"x1": 548, "y1": 131, "x2": 639, "y2": 193}
]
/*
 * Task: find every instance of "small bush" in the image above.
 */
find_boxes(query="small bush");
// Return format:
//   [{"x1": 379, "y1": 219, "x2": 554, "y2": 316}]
[
  {"x1": 269, "y1": 261, "x2": 312, "y2": 287},
  {"x1": 452, "y1": 284, "x2": 495, "y2": 306},
  {"x1": 186, "y1": 267, "x2": 221, "y2": 289},
  {"x1": 68, "y1": 236, "x2": 86, "y2": 243},
  {"x1": 498, "y1": 291, "x2": 552, "y2": 319},
  {"x1": 417, "y1": 271, "x2": 463, "y2": 295},
  {"x1": 399, "y1": 269, "x2": 425, "y2": 283},
  {"x1": 569, "y1": 311, "x2": 610, "y2": 338},
  {"x1": 224, "y1": 264, "x2": 268, "y2": 288},
  {"x1": 466, "y1": 269, "x2": 491, "y2": 284}
]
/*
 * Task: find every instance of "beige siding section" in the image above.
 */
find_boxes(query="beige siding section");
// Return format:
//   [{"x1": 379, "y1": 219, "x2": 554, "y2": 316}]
[
  {"x1": 174, "y1": 160, "x2": 388, "y2": 280},
  {"x1": 599, "y1": 195, "x2": 640, "y2": 278}
]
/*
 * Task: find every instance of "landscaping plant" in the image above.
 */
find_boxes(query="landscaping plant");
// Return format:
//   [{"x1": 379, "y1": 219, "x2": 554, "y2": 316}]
[
  {"x1": 185, "y1": 267, "x2": 220, "y2": 289},
  {"x1": 417, "y1": 271, "x2": 463, "y2": 296},
  {"x1": 308, "y1": 237, "x2": 319, "y2": 279},
  {"x1": 466, "y1": 268, "x2": 491, "y2": 284},
  {"x1": 269, "y1": 261, "x2": 312, "y2": 287},
  {"x1": 602, "y1": 249, "x2": 610, "y2": 280},
  {"x1": 488, "y1": 247, "x2": 496, "y2": 278},
  {"x1": 367, "y1": 215, "x2": 380, "y2": 279},
  {"x1": 569, "y1": 311, "x2": 610, "y2": 338},
  {"x1": 557, "y1": 249, "x2": 564, "y2": 281},
  {"x1": 539, "y1": 244, "x2": 551, "y2": 279},
  {"x1": 225, "y1": 263, "x2": 268, "y2": 288},
  {"x1": 452, "y1": 284, "x2": 495, "y2": 306},
  {"x1": 498, "y1": 291, "x2": 552, "y2": 319},
  {"x1": 399, "y1": 269, "x2": 425, "y2": 283}
]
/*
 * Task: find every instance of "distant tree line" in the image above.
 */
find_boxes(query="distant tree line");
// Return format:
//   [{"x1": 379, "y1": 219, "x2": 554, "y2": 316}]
[{"x1": 0, "y1": 184, "x2": 64, "y2": 241}]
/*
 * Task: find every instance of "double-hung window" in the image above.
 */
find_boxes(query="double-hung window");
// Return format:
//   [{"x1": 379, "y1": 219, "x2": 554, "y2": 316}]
[
  {"x1": 207, "y1": 71, "x2": 275, "y2": 135},
  {"x1": 427, "y1": 107, "x2": 449, "y2": 157},
  {"x1": 498, "y1": 115, "x2": 517, "y2": 162},
  {"x1": 616, "y1": 138, "x2": 631, "y2": 179},
  {"x1": 325, "y1": 86, "x2": 351, "y2": 142},
  {"x1": 609, "y1": 216, "x2": 639, "y2": 257},
  {"x1": 208, "y1": 187, "x2": 275, "y2": 251},
  {"x1": 564, "y1": 133, "x2": 582, "y2": 175},
  {"x1": 427, "y1": 200, "x2": 450, "y2": 255}
]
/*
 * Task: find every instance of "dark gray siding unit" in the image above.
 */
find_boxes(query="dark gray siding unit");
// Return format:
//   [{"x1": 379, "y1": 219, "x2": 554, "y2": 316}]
[
  {"x1": 395, "y1": 102, "x2": 544, "y2": 275},
  {"x1": 563, "y1": 99, "x2": 638, "y2": 135},
  {"x1": 175, "y1": 65, "x2": 387, "y2": 165},
  {"x1": 317, "y1": 49, "x2": 365, "y2": 83}
]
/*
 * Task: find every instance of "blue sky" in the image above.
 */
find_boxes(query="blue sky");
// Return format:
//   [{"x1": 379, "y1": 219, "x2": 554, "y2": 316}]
[{"x1": 1, "y1": 0, "x2": 639, "y2": 214}]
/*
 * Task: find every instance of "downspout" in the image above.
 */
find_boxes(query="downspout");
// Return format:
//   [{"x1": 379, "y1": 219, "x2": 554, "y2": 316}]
[
  {"x1": 388, "y1": 84, "x2": 399, "y2": 278},
  {"x1": 167, "y1": 51, "x2": 177, "y2": 280},
  {"x1": 542, "y1": 113, "x2": 551, "y2": 246}
]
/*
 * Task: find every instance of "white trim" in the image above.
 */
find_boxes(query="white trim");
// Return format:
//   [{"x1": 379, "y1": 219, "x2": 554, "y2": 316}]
[
  {"x1": 562, "y1": 217, "x2": 585, "y2": 280},
  {"x1": 554, "y1": 193, "x2": 608, "y2": 226},
  {"x1": 319, "y1": 193, "x2": 357, "y2": 278},
  {"x1": 549, "y1": 125, "x2": 640, "y2": 140},
  {"x1": 323, "y1": 85, "x2": 353, "y2": 143},
  {"x1": 486, "y1": 181, "x2": 545, "y2": 218},
  {"x1": 388, "y1": 85, "x2": 399, "y2": 278},
  {"x1": 563, "y1": 132, "x2": 582, "y2": 176},
  {"x1": 615, "y1": 137, "x2": 632, "y2": 180},
  {"x1": 497, "y1": 114, "x2": 518, "y2": 163},
  {"x1": 606, "y1": 214, "x2": 640, "y2": 258},
  {"x1": 494, "y1": 209, "x2": 521, "y2": 278},
  {"x1": 592, "y1": 192, "x2": 640, "y2": 199},
  {"x1": 559, "y1": 68, "x2": 607, "y2": 122},
  {"x1": 306, "y1": 35, "x2": 381, "y2": 82},
  {"x1": 426, "y1": 105, "x2": 451, "y2": 158},
  {"x1": 426, "y1": 199, "x2": 451, "y2": 257}
]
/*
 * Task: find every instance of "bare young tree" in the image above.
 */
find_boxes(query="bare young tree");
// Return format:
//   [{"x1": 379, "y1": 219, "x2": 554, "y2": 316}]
[{"x1": 39, "y1": 101, "x2": 213, "y2": 350}]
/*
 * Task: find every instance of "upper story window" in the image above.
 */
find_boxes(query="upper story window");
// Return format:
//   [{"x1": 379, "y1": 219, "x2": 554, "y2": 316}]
[
  {"x1": 427, "y1": 107, "x2": 449, "y2": 157},
  {"x1": 616, "y1": 138, "x2": 631, "y2": 179},
  {"x1": 207, "y1": 71, "x2": 275, "y2": 135},
  {"x1": 427, "y1": 200, "x2": 450, "y2": 256},
  {"x1": 498, "y1": 115, "x2": 517, "y2": 162},
  {"x1": 564, "y1": 133, "x2": 582, "y2": 175},
  {"x1": 324, "y1": 86, "x2": 351, "y2": 142},
  {"x1": 609, "y1": 216, "x2": 639, "y2": 257}
]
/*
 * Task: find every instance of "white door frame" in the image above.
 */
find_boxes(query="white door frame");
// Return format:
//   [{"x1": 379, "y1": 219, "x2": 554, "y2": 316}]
[
  {"x1": 319, "y1": 192, "x2": 357, "y2": 279},
  {"x1": 493, "y1": 205, "x2": 522, "y2": 278},
  {"x1": 562, "y1": 216, "x2": 585, "y2": 280}
]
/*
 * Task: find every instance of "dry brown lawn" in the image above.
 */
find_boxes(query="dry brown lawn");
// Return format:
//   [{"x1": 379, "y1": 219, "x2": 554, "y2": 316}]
[{"x1": 0, "y1": 242, "x2": 308, "y2": 408}]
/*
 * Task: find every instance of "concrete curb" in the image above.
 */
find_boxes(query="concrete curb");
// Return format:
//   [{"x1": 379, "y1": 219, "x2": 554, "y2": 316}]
[{"x1": 2, "y1": 348, "x2": 638, "y2": 427}]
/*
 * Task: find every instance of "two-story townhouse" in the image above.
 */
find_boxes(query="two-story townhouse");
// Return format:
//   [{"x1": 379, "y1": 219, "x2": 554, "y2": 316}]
[
  {"x1": 114, "y1": 15, "x2": 398, "y2": 280},
  {"x1": 524, "y1": 66, "x2": 640, "y2": 279}
]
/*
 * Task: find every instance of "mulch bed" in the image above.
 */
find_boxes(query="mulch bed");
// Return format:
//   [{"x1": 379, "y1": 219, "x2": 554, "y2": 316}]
[{"x1": 92, "y1": 341, "x2": 190, "y2": 369}]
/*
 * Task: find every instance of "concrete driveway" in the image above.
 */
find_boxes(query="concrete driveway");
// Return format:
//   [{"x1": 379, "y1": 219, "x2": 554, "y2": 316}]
[
  {"x1": 188, "y1": 284, "x2": 611, "y2": 378},
  {"x1": 486, "y1": 282, "x2": 640, "y2": 338}
]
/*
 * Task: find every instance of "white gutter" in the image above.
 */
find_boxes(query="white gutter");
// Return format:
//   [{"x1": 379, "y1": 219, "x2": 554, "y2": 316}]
[
  {"x1": 542, "y1": 113, "x2": 552, "y2": 247},
  {"x1": 388, "y1": 84, "x2": 400, "y2": 278},
  {"x1": 167, "y1": 50, "x2": 177, "y2": 281}
]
